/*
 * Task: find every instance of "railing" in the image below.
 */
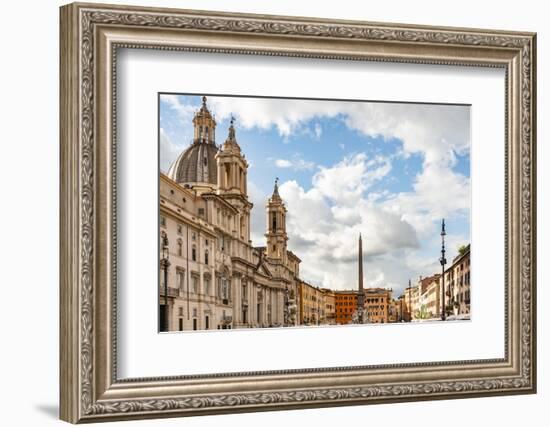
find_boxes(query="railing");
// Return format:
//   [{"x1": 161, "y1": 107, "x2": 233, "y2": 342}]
[{"x1": 159, "y1": 286, "x2": 179, "y2": 297}]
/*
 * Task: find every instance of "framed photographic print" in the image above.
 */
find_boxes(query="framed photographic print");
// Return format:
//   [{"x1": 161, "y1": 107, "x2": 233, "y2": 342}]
[{"x1": 59, "y1": 2, "x2": 537, "y2": 423}]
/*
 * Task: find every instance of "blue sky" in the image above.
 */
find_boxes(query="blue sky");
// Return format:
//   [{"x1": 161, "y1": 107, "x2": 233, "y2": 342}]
[{"x1": 160, "y1": 94, "x2": 471, "y2": 295}]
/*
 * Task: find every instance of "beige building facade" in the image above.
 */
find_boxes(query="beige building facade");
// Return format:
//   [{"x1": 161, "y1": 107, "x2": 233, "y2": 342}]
[
  {"x1": 159, "y1": 97, "x2": 301, "y2": 331},
  {"x1": 364, "y1": 288, "x2": 392, "y2": 323},
  {"x1": 442, "y1": 244, "x2": 471, "y2": 316},
  {"x1": 298, "y1": 280, "x2": 322, "y2": 325},
  {"x1": 320, "y1": 288, "x2": 336, "y2": 325},
  {"x1": 416, "y1": 274, "x2": 441, "y2": 319}
]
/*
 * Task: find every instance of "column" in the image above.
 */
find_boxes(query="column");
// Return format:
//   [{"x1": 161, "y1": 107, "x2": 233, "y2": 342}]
[
  {"x1": 217, "y1": 162, "x2": 223, "y2": 189},
  {"x1": 253, "y1": 285, "x2": 258, "y2": 326},
  {"x1": 236, "y1": 275, "x2": 242, "y2": 325}
]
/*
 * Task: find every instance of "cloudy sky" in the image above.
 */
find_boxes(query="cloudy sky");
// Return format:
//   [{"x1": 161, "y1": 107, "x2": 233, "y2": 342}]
[{"x1": 160, "y1": 94, "x2": 471, "y2": 297}]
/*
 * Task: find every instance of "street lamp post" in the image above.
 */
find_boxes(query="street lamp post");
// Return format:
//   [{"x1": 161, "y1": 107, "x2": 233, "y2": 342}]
[
  {"x1": 440, "y1": 219, "x2": 447, "y2": 321},
  {"x1": 408, "y1": 278, "x2": 412, "y2": 322},
  {"x1": 161, "y1": 231, "x2": 171, "y2": 332},
  {"x1": 284, "y1": 286, "x2": 289, "y2": 326}
]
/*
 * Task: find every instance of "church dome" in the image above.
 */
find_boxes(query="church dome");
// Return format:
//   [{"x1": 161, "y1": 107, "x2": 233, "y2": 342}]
[
  {"x1": 167, "y1": 142, "x2": 219, "y2": 185},
  {"x1": 167, "y1": 96, "x2": 219, "y2": 186}
]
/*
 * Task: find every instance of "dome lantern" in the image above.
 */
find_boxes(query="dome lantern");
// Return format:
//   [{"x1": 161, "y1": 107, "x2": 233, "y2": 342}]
[{"x1": 192, "y1": 96, "x2": 216, "y2": 144}]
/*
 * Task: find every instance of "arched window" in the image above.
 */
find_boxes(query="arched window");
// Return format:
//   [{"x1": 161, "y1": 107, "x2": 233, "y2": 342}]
[
  {"x1": 192, "y1": 245, "x2": 197, "y2": 261},
  {"x1": 204, "y1": 250, "x2": 209, "y2": 265},
  {"x1": 224, "y1": 164, "x2": 230, "y2": 188},
  {"x1": 222, "y1": 280, "x2": 228, "y2": 300},
  {"x1": 271, "y1": 212, "x2": 277, "y2": 230}
]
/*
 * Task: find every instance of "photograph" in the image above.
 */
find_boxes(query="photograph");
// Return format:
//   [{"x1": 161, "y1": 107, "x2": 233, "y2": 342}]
[{"x1": 158, "y1": 94, "x2": 471, "y2": 332}]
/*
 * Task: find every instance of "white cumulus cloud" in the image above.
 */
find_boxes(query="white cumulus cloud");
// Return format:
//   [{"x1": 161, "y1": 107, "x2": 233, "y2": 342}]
[
  {"x1": 159, "y1": 128, "x2": 183, "y2": 173},
  {"x1": 277, "y1": 153, "x2": 419, "y2": 291},
  {"x1": 274, "y1": 156, "x2": 315, "y2": 171}
]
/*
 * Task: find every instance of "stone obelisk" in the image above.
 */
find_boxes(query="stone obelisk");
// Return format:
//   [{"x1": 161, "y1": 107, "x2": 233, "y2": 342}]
[{"x1": 357, "y1": 233, "x2": 365, "y2": 323}]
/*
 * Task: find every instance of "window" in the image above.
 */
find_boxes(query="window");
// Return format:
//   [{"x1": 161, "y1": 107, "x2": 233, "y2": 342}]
[
  {"x1": 204, "y1": 250, "x2": 209, "y2": 265},
  {"x1": 177, "y1": 270, "x2": 184, "y2": 291},
  {"x1": 205, "y1": 315, "x2": 209, "y2": 329},
  {"x1": 204, "y1": 276, "x2": 210, "y2": 295},
  {"x1": 178, "y1": 318, "x2": 183, "y2": 331},
  {"x1": 198, "y1": 208, "x2": 205, "y2": 216},
  {"x1": 271, "y1": 212, "x2": 277, "y2": 230},
  {"x1": 192, "y1": 232, "x2": 196, "y2": 241},
  {"x1": 192, "y1": 308, "x2": 197, "y2": 317},
  {"x1": 192, "y1": 276, "x2": 199, "y2": 294},
  {"x1": 192, "y1": 245, "x2": 196, "y2": 261},
  {"x1": 205, "y1": 239, "x2": 209, "y2": 246},
  {"x1": 177, "y1": 240, "x2": 183, "y2": 257},
  {"x1": 178, "y1": 307, "x2": 183, "y2": 316},
  {"x1": 222, "y1": 279, "x2": 228, "y2": 300}
]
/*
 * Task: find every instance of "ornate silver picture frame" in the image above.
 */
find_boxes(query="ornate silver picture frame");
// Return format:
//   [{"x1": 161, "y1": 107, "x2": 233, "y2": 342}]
[{"x1": 60, "y1": 2, "x2": 536, "y2": 423}]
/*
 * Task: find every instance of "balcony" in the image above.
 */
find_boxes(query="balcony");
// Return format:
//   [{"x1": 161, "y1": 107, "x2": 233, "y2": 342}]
[{"x1": 159, "y1": 286, "x2": 179, "y2": 297}]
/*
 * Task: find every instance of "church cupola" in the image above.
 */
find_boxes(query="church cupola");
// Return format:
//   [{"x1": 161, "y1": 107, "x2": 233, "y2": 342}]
[
  {"x1": 265, "y1": 178, "x2": 288, "y2": 261},
  {"x1": 192, "y1": 96, "x2": 216, "y2": 144},
  {"x1": 167, "y1": 95, "x2": 219, "y2": 186}
]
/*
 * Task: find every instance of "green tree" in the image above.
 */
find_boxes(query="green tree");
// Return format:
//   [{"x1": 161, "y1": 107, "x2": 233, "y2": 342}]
[
  {"x1": 416, "y1": 305, "x2": 431, "y2": 320},
  {"x1": 457, "y1": 245, "x2": 468, "y2": 257}
]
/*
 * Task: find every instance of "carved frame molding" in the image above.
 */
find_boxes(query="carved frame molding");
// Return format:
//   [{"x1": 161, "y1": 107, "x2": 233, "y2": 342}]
[{"x1": 60, "y1": 2, "x2": 536, "y2": 423}]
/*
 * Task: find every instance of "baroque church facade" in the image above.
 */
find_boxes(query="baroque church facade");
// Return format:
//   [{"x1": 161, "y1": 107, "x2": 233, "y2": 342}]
[{"x1": 159, "y1": 97, "x2": 302, "y2": 331}]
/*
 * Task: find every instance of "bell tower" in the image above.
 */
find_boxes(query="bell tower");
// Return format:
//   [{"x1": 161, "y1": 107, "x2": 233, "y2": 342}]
[
  {"x1": 216, "y1": 116, "x2": 248, "y2": 196},
  {"x1": 215, "y1": 116, "x2": 252, "y2": 243},
  {"x1": 265, "y1": 178, "x2": 288, "y2": 261},
  {"x1": 193, "y1": 96, "x2": 216, "y2": 144}
]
